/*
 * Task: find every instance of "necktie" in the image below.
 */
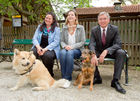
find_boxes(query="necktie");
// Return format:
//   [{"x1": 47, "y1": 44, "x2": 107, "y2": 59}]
[{"x1": 102, "y1": 29, "x2": 106, "y2": 46}]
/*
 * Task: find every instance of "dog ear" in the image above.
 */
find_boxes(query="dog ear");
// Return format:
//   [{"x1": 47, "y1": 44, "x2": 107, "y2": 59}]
[
  {"x1": 29, "y1": 51, "x2": 36, "y2": 59},
  {"x1": 89, "y1": 50, "x2": 93, "y2": 55},
  {"x1": 14, "y1": 49, "x2": 20, "y2": 55},
  {"x1": 29, "y1": 51, "x2": 33, "y2": 55},
  {"x1": 89, "y1": 50, "x2": 94, "y2": 55}
]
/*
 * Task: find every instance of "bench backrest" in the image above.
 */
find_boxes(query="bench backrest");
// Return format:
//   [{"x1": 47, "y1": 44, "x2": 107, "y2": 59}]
[
  {"x1": 12, "y1": 39, "x2": 33, "y2": 45},
  {"x1": 85, "y1": 39, "x2": 90, "y2": 46},
  {"x1": 12, "y1": 39, "x2": 89, "y2": 47}
]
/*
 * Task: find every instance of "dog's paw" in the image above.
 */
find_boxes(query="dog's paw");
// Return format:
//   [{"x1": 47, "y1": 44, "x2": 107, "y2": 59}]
[
  {"x1": 90, "y1": 86, "x2": 93, "y2": 91},
  {"x1": 78, "y1": 85, "x2": 82, "y2": 89},
  {"x1": 9, "y1": 87, "x2": 18, "y2": 91},
  {"x1": 32, "y1": 87, "x2": 39, "y2": 91},
  {"x1": 32, "y1": 87, "x2": 47, "y2": 91},
  {"x1": 73, "y1": 82, "x2": 78, "y2": 86},
  {"x1": 73, "y1": 80, "x2": 79, "y2": 86}
]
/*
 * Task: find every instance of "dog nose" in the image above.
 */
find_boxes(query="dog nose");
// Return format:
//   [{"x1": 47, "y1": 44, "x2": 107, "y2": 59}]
[
  {"x1": 27, "y1": 62, "x2": 30, "y2": 65},
  {"x1": 80, "y1": 57, "x2": 86, "y2": 61}
]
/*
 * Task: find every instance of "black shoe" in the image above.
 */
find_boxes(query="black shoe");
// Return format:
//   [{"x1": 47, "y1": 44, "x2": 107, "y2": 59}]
[
  {"x1": 93, "y1": 77, "x2": 102, "y2": 85},
  {"x1": 111, "y1": 81, "x2": 126, "y2": 94}
]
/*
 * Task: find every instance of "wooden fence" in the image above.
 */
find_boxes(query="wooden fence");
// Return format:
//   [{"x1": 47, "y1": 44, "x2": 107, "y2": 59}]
[{"x1": 0, "y1": 16, "x2": 140, "y2": 66}]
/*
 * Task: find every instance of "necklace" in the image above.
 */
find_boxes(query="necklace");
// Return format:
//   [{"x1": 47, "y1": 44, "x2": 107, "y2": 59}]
[
  {"x1": 68, "y1": 27, "x2": 76, "y2": 35},
  {"x1": 67, "y1": 24, "x2": 77, "y2": 35},
  {"x1": 68, "y1": 25, "x2": 76, "y2": 28}
]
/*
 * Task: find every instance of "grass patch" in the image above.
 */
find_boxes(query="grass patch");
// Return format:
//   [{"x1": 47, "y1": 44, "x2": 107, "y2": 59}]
[{"x1": 135, "y1": 66, "x2": 140, "y2": 71}]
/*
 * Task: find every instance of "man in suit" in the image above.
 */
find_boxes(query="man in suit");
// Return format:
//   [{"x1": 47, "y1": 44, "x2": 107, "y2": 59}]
[{"x1": 89, "y1": 12, "x2": 126, "y2": 94}]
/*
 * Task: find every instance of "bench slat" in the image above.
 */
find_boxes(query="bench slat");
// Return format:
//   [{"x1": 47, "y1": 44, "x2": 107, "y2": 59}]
[
  {"x1": 0, "y1": 52, "x2": 14, "y2": 56},
  {"x1": 104, "y1": 58, "x2": 115, "y2": 61},
  {"x1": 0, "y1": 39, "x2": 33, "y2": 63},
  {"x1": 12, "y1": 39, "x2": 32, "y2": 45}
]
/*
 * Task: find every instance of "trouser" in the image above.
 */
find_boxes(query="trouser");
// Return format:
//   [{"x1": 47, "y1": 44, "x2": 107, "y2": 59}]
[
  {"x1": 95, "y1": 49, "x2": 126, "y2": 80},
  {"x1": 32, "y1": 47, "x2": 56, "y2": 77},
  {"x1": 60, "y1": 49, "x2": 81, "y2": 81}
]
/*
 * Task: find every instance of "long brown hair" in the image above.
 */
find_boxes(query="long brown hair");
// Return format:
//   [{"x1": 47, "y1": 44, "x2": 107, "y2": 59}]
[{"x1": 65, "y1": 9, "x2": 79, "y2": 25}]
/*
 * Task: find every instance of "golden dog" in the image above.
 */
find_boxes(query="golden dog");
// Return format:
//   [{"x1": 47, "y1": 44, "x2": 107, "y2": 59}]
[
  {"x1": 10, "y1": 49, "x2": 69, "y2": 91},
  {"x1": 74, "y1": 49, "x2": 95, "y2": 91}
]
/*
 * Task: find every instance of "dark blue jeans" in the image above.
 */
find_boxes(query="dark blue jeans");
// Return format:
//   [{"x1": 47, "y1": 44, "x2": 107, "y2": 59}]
[{"x1": 60, "y1": 49, "x2": 81, "y2": 81}]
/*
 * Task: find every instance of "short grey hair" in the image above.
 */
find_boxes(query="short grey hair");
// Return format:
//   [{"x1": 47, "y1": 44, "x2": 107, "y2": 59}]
[{"x1": 98, "y1": 12, "x2": 110, "y2": 19}]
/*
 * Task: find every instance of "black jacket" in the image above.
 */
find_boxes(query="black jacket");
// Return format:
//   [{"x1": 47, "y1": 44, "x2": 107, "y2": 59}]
[{"x1": 89, "y1": 24, "x2": 122, "y2": 55}]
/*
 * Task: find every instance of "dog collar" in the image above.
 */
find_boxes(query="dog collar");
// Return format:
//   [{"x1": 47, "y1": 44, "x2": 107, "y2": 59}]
[{"x1": 20, "y1": 61, "x2": 36, "y2": 75}]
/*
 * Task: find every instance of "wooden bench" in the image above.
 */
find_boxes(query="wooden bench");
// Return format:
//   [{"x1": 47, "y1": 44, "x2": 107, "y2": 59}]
[
  {"x1": 0, "y1": 48, "x2": 14, "y2": 62},
  {"x1": 103, "y1": 57, "x2": 129, "y2": 85},
  {"x1": 0, "y1": 39, "x2": 32, "y2": 62},
  {"x1": 74, "y1": 39, "x2": 129, "y2": 85},
  {"x1": 0, "y1": 39, "x2": 59, "y2": 69}
]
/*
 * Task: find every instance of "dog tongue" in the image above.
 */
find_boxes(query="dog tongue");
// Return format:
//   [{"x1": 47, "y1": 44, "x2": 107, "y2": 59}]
[{"x1": 82, "y1": 60, "x2": 85, "y2": 63}]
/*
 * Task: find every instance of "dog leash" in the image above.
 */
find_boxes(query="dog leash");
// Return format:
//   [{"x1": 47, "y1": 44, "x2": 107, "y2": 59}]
[{"x1": 20, "y1": 61, "x2": 36, "y2": 75}]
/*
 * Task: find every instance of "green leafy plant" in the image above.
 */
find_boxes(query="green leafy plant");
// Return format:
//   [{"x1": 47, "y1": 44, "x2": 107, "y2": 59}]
[{"x1": 0, "y1": 0, "x2": 91, "y2": 24}]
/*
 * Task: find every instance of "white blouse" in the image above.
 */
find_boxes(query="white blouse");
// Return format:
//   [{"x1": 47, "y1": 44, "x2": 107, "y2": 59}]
[{"x1": 68, "y1": 30, "x2": 76, "y2": 45}]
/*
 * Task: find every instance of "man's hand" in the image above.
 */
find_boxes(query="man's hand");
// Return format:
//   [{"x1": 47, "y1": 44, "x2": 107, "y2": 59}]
[
  {"x1": 91, "y1": 54, "x2": 98, "y2": 66},
  {"x1": 99, "y1": 50, "x2": 108, "y2": 63}
]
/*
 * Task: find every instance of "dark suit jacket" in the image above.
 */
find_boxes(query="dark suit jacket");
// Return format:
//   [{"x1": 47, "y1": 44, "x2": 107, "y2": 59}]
[{"x1": 89, "y1": 24, "x2": 122, "y2": 56}]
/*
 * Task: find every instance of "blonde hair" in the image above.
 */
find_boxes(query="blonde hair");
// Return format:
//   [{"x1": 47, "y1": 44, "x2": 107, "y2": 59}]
[{"x1": 65, "y1": 9, "x2": 79, "y2": 25}]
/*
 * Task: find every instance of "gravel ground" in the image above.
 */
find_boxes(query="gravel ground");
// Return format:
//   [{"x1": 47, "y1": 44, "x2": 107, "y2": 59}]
[{"x1": 0, "y1": 62, "x2": 140, "y2": 101}]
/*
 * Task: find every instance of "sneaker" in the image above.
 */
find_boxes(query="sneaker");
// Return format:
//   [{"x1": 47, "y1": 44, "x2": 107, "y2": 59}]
[{"x1": 63, "y1": 81, "x2": 71, "y2": 88}]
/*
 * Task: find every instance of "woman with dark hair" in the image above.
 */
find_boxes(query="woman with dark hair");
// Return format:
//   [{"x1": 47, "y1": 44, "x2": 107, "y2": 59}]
[{"x1": 32, "y1": 12, "x2": 60, "y2": 77}]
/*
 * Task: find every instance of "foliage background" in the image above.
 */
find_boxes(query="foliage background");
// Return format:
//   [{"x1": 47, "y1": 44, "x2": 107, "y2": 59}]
[{"x1": 0, "y1": 0, "x2": 139, "y2": 24}]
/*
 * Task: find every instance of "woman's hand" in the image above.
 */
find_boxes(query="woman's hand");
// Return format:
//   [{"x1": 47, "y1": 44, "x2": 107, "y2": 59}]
[
  {"x1": 36, "y1": 45, "x2": 42, "y2": 55},
  {"x1": 65, "y1": 45, "x2": 72, "y2": 50},
  {"x1": 35, "y1": 45, "x2": 48, "y2": 56},
  {"x1": 39, "y1": 48, "x2": 48, "y2": 56}
]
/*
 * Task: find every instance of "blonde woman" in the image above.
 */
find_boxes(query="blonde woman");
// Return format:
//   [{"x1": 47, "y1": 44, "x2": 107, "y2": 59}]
[{"x1": 60, "y1": 9, "x2": 86, "y2": 83}]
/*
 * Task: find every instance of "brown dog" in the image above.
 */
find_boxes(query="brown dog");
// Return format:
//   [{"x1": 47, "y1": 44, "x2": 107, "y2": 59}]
[{"x1": 74, "y1": 49, "x2": 95, "y2": 91}]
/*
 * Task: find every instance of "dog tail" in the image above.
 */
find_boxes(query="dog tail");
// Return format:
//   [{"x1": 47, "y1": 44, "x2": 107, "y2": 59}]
[{"x1": 52, "y1": 79, "x2": 70, "y2": 88}]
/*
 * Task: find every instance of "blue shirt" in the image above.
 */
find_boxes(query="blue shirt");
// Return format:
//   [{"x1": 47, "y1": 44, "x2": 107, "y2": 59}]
[{"x1": 32, "y1": 25, "x2": 60, "y2": 59}]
